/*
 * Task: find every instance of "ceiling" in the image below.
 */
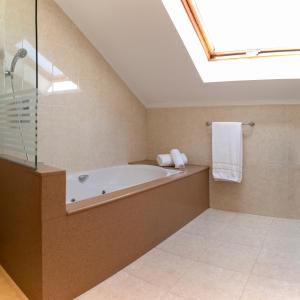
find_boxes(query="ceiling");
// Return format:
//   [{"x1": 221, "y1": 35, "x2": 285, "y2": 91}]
[{"x1": 54, "y1": 0, "x2": 300, "y2": 107}]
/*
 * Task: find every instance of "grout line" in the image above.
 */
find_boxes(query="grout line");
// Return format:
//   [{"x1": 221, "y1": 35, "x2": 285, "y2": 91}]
[
  {"x1": 121, "y1": 271, "x2": 172, "y2": 298},
  {"x1": 121, "y1": 248, "x2": 196, "y2": 296},
  {"x1": 238, "y1": 217, "x2": 274, "y2": 300}
]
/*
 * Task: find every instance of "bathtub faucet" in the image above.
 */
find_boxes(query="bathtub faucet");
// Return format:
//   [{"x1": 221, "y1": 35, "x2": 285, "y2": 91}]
[{"x1": 78, "y1": 174, "x2": 89, "y2": 183}]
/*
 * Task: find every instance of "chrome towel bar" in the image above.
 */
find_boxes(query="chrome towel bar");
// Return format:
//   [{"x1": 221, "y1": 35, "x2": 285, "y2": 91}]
[{"x1": 206, "y1": 121, "x2": 255, "y2": 127}]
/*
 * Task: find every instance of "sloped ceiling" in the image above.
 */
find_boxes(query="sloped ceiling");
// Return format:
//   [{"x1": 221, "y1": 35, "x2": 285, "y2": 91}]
[{"x1": 54, "y1": 0, "x2": 300, "y2": 107}]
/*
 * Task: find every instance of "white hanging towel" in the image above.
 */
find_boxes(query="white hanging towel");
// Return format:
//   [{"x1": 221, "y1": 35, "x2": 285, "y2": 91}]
[{"x1": 212, "y1": 122, "x2": 243, "y2": 183}]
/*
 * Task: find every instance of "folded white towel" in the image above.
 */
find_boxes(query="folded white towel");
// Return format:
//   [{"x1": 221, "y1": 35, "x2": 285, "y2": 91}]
[
  {"x1": 156, "y1": 153, "x2": 188, "y2": 167},
  {"x1": 181, "y1": 153, "x2": 188, "y2": 165},
  {"x1": 170, "y1": 149, "x2": 185, "y2": 169},
  {"x1": 212, "y1": 122, "x2": 243, "y2": 183},
  {"x1": 156, "y1": 154, "x2": 173, "y2": 167}
]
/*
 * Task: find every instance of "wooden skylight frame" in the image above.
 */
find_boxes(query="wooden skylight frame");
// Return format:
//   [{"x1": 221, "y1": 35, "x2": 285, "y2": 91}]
[{"x1": 181, "y1": 0, "x2": 300, "y2": 61}]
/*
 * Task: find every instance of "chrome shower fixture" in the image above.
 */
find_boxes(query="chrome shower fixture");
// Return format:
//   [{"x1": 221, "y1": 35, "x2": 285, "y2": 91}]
[{"x1": 5, "y1": 48, "x2": 28, "y2": 78}]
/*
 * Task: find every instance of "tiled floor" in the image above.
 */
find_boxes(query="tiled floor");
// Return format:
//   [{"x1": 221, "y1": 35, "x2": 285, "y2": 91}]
[
  {"x1": 77, "y1": 209, "x2": 300, "y2": 300},
  {"x1": 1, "y1": 208, "x2": 299, "y2": 300}
]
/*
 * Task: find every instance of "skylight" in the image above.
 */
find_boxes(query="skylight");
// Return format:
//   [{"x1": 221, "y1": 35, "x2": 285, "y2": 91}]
[
  {"x1": 183, "y1": 0, "x2": 300, "y2": 60},
  {"x1": 16, "y1": 40, "x2": 80, "y2": 93},
  {"x1": 47, "y1": 81, "x2": 79, "y2": 93},
  {"x1": 162, "y1": 0, "x2": 300, "y2": 82}
]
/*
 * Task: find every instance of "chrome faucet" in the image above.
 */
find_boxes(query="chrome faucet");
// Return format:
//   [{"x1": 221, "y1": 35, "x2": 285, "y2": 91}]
[{"x1": 78, "y1": 174, "x2": 89, "y2": 183}]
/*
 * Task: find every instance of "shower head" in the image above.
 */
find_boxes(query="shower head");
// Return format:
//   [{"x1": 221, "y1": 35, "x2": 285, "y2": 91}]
[{"x1": 10, "y1": 48, "x2": 27, "y2": 74}]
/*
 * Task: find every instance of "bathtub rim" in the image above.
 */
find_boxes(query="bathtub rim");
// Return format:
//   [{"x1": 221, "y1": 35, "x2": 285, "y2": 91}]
[
  {"x1": 66, "y1": 163, "x2": 178, "y2": 178},
  {"x1": 66, "y1": 162, "x2": 208, "y2": 215}
]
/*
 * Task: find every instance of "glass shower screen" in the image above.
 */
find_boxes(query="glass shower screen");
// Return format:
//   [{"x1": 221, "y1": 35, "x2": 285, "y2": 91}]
[{"x1": 0, "y1": 0, "x2": 38, "y2": 168}]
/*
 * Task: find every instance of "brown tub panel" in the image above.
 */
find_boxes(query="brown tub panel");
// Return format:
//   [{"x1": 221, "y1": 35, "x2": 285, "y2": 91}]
[
  {"x1": 0, "y1": 159, "x2": 42, "y2": 300},
  {"x1": 0, "y1": 157, "x2": 209, "y2": 300},
  {"x1": 0, "y1": 158, "x2": 65, "y2": 300},
  {"x1": 42, "y1": 169, "x2": 209, "y2": 299}
]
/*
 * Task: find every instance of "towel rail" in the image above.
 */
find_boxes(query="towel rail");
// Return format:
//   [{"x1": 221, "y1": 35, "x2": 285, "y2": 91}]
[{"x1": 206, "y1": 121, "x2": 255, "y2": 127}]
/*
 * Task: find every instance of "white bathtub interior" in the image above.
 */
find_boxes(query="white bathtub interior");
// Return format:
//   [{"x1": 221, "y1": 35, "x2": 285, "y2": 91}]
[{"x1": 66, "y1": 165, "x2": 182, "y2": 203}]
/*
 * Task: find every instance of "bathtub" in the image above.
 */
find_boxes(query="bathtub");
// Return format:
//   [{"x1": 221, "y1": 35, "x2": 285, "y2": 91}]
[{"x1": 66, "y1": 164, "x2": 182, "y2": 203}]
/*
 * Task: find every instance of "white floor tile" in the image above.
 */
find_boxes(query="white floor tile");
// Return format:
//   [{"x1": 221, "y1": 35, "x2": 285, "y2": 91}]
[
  {"x1": 124, "y1": 248, "x2": 193, "y2": 289},
  {"x1": 197, "y1": 241, "x2": 260, "y2": 274},
  {"x1": 219, "y1": 224, "x2": 267, "y2": 248},
  {"x1": 76, "y1": 271, "x2": 167, "y2": 300},
  {"x1": 241, "y1": 275, "x2": 300, "y2": 300},
  {"x1": 264, "y1": 234, "x2": 300, "y2": 255},
  {"x1": 252, "y1": 247, "x2": 300, "y2": 284},
  {"x1": 180, "y1": 217, "x2": 227, "y2": 239},
  {"x1": 157, "y1": 231, "x2": 219, "y2": 261},
  {"x1": 267, "y1": 218, "x2": 300, "y2": 239},
  {"x1": 199, "y1": 209, "x2": 237, "y2": 224},
  {"x1": 230, "y1": 213, "x2": 274, "y2": 231},
  {"x1": 170, "y1": 261, "x2": 248, "y2": 300},
  {"x1": 162, "y1": 293, "x2": 191, "y2": 300}
]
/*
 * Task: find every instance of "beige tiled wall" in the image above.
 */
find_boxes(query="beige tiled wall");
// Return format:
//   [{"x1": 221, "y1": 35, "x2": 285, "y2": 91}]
[
  {"x1": 22, "y1": 0, "x2": 300, "y2": 219},
  {"x1": 147, "y1": 106, "x2": 300, "y2": 218},
  {"x1": 37, "y1": 0, "x2": 147, "y2": 171},
  {"x1": 0, "y1": 0, "x2": 36, "y2": 93}
]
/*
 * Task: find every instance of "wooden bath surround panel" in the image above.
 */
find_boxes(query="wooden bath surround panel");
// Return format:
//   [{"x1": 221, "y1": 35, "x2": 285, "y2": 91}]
[
  {"x1": 0, "y1": 158, "x2": 209, "y2": 300},
  {"x1": 0, "y1": 158, "x2": 65, "y2": 300}
]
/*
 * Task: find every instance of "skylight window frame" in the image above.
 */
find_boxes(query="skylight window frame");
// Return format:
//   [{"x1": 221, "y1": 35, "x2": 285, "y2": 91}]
[{"x1": 181, "y1": 0, "x2": 300, "y2": 61}]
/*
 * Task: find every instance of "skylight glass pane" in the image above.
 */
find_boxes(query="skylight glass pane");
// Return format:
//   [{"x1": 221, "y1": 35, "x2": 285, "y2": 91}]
[{"x1": 192, "y1": 0, "x2": 300, "y2": 52}]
